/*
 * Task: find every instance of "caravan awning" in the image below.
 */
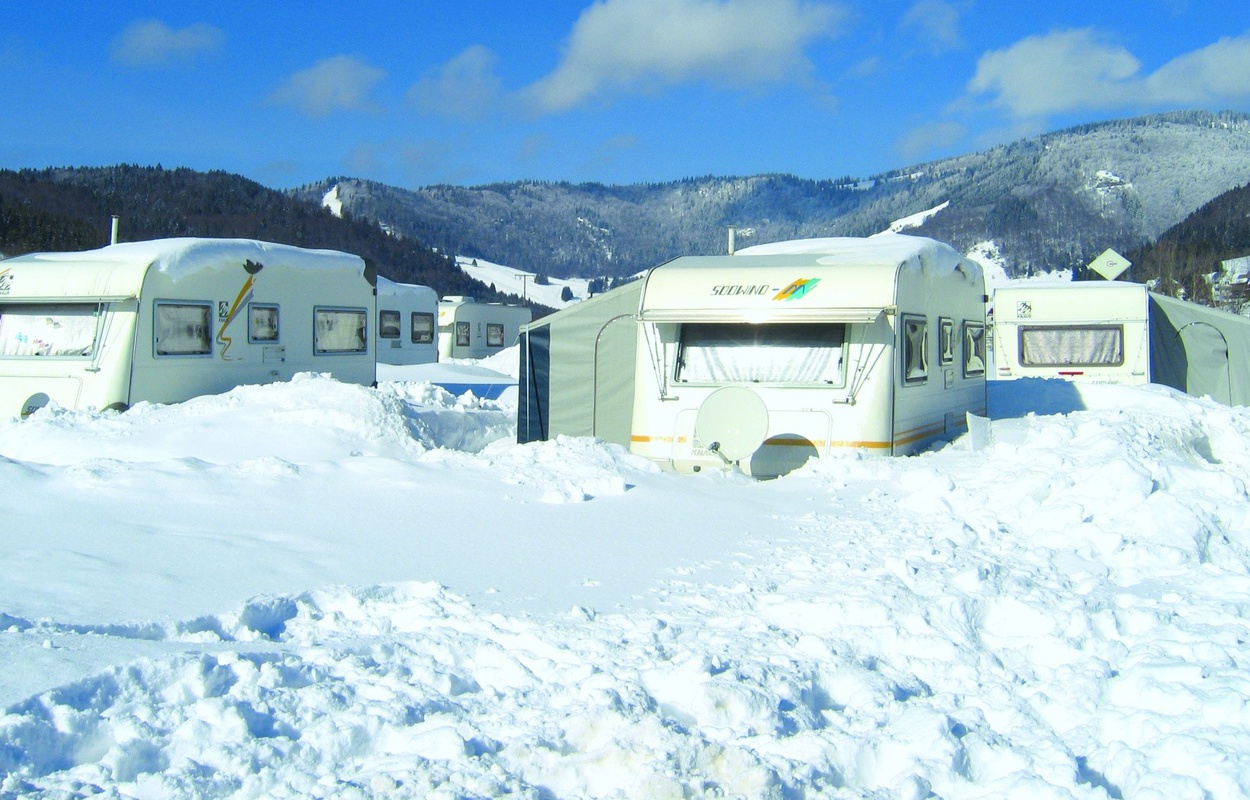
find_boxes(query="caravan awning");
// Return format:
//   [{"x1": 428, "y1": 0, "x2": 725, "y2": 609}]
[
  {"x1": 0, "y1": 294, "x2": 137, "y2": 304},
  {"x1": 639, "y1": 306, "x2": 887, "y2": 324}
]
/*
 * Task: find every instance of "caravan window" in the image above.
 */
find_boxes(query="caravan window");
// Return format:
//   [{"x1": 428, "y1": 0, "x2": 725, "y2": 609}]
[
  {"x1": 487, "y1": 323, "x2": 505, "y2": 347},
  {"x1": 314, "y1": 307, "x2": 368, "y2": 354},
  {"x1": 155, "y1": 302, "x2": 212, "y2": 356},
  {"x1": 249, "y1": 304, "x2": 279, "y2": 343},
  {"x1": 675, "y1": 322, "x2": 847, "y2": 385},
  {"x1": 901, "y1": 315, "x2": 928, "y2": 384},
  {"x1": 411, "y1": 312, "x2": 434, "y2": 344},
  {"x1": 0, "y1": 303, "x2": 99, "y2": 357},
  {"x1": 939, "y1": 318, "x2": 955, "y2": 365},
  {"x1": 1019, "y1": 325, "x2": 1123, "y2": 367},
  {"x1": 963, "y1": 322, "x2": 986, "y2": 377},
  {"x1": 455, "y1": 321, "x2": 471, "y2": 347},
  {"x1": 379, "y1": 310, "x2": 401, "y2": 340}
]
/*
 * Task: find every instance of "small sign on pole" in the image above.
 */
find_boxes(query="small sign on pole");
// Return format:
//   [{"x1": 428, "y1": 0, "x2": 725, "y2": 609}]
[{"x1": 1088, "y1": 248, "x2": 1131, "y2": 281}]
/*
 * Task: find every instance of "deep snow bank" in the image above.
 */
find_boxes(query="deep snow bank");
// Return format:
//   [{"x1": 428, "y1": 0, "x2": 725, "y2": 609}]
[{"x1": 2, "y1": 376, "x2": 1250, "y2": 798}]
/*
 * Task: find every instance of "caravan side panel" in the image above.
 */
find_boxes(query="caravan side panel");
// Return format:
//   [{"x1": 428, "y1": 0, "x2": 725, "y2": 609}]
[
  {"x1": 128, "y1": 242, "x2": 376, "y2": 405},
  {"x1": 992, "y1": 282, "x2": 1149, "y2": 385},
  {"x1": 439, "y1": 299, "x2": 532, "y2": 360},
  {"x1": 628, "y1": 236, "x2": 986, "y2": 475},
  {"x1": 377, "y1": 279, "x2": 438, "y2": 365},
  {"x1": 0, "y1": 255, "x2": 150, "y2": 418}
]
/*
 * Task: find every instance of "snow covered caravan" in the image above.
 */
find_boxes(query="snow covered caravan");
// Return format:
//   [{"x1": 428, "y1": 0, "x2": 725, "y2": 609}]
[
  {"x1": 520, "y1": 235, "x2": 988, "y2": 477},
  {"x1": 0, "y1": 238, "x2": 376, "y2": 418},
  {"x1": 991, "y1": 281, "x2": 1150, "y2": 384},
  {"x1": 990, "y1": 280, "x2": 1250, "y2": 405},
  {"x1": 376, "y1": 277, "x2": 438, "y2": 365},
  {"x1": 437, "y1": 296, "x2": 531, "y2": 360}
]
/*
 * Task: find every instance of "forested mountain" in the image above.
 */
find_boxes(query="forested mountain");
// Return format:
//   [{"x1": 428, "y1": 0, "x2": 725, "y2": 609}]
[
  {"x1": 0, "y1": 166, "x2": 522, "y2": 306},
  {"x1": 6, "y1": 111, "x2": 1249, "y2": 314},
  {"x1": 293, "y1": 110, "x2": 1250, "y2": 281},
  {"x1": 1122, "y1": 182, "x2": 1250, "y2": 308}
]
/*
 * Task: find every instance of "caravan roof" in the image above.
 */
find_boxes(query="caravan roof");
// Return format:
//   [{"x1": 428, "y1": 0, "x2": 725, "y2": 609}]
[
  {"x1": 642, "y1": 235, "x2": 980, "y2": 323},
  {"x1": 0, "y1": 238, "x2": 367, "y2": 301}
]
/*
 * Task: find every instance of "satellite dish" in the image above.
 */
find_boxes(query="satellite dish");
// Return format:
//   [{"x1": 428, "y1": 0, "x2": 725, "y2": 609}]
[{"x1": 695, "y1": 387, "x2": 769, "y2": 464}]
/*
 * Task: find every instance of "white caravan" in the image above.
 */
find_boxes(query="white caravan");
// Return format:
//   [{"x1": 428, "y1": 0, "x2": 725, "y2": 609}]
[
  {"x1": 0, "y1": 238, "x2": 376, "y2": 419},
  {"x1": 519, "y1": 235, "x2": 988, "y2": 478},
  {"x1": 376, "y1": 277, "x2": 438, "y2": 365},
  {"x1": 991, "y1": 281, "x2": 1150, "y2": 384},
  {"x1": 437, "y1": 296, "x2": 532, "y2": 360}
]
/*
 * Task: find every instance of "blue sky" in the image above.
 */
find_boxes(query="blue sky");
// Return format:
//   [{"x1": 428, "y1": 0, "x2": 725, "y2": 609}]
[{"x1": 2, "y1": 1, "x2": 1248, "y2": 190}]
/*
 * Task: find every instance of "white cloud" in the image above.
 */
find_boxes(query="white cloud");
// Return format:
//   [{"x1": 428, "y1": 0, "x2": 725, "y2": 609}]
[
  {"x1": 110, "y1": 19, "x2": 223, "y2": 68},
  {"x1": 900, "y1": 0, "x2": 963, "y2": 54},
  {"x1": 967, "y1": 29, "x2": 1141, "y2": 117},
  {"x1": 408, "y1": 45, "x2": 504, "y2": 121},
  {"x1": 1145, "y1": 33, "x2": 1250, "y2": 104},
  {"x1": 967, "y1": 28, "x2": 1250, "y2": 119},
  {"x1": 270, "y1": 56, "x2": 386, "y2": 117},
  {"x1": 521, "y1": 0, "x2": 845, "y2": 114}
]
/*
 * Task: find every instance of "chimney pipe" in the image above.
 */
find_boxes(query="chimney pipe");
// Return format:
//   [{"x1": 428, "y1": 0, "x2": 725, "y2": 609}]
[
  {"x1": 727, "y1": 226, "x2": 736, "y2": 255},
  {"x1": 109, "y1": 216, "x2": 120, "y2": 246}
]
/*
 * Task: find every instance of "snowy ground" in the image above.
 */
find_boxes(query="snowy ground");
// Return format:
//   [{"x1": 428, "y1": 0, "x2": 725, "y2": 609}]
[
  {"x1": 2, "y1": 353, "x2": 1250, "y2": 799},
  {"x1": 455, "y1": 256, "x2": 589, "y2": 309}
]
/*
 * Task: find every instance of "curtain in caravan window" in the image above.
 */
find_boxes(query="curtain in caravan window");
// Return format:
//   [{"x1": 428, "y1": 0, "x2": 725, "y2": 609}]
[
  {"x1": 315, "y1": 308, "x2": 367, "y2": 353},
  {"x1": 676, "y1": 322, "x2": 846, "y2": 385},
  {"x1": 249, "y1": 305, "x2": 279, "y2": 342},
  {"x1": 1020, "y1": 325, "x2": 1123, "y2": 366},
  {"x1": 411, "y1": 312, "x2": 434, "y2": 344},
  {"x1": 487, "y1": 323, "x2": 505, "y2": 347},
  {"x1": 0, "y1": 304, "x2": 99, "y2": 357},
  {"x1": 964, "y1": 322, "x2": 986, "y2": 376},
  {"x1": 902, "y1": 315, "x2": 928, "y2": 383},
  {"x1": 379, "y1": 310, "x2": 401, "y2": 339},
  {"x1": 156, "y1": 303, "x2": 212, "y2": 356}
]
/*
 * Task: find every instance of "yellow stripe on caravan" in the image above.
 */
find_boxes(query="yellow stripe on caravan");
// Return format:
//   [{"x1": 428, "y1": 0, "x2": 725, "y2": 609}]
[
  {"x1": 893, "y1": 422, "x2": 947, "y2": 446},
  {"x1": 631, "y1": 434, "x2": 892, "y2": 450},
  {"x1": 630, "y1": 435, "x2": 688, "y2": 445}
]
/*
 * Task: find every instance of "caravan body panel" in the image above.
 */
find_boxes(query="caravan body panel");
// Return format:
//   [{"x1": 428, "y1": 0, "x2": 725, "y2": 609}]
[
  {"x1": 518, "y1": 235, "x2": 986, "y2": 478},
  {"x1": 991, "y1": 281, "x2": 1150, "y2": 385},
  {"x1": 631, "y1": 236, "x2": 986, "y2": 475},
  {"x1": 437, "y1": 296, "x2": 532, "y2": 360},
  {"x1": 0, "y1": 238, "x2": 375, "y2": 418},
  {"x1": 376, "y1": 278, "x2": 438, "y2": 365}
]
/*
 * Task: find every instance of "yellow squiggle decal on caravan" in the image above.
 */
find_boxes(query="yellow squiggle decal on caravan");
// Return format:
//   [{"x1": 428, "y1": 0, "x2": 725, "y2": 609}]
[
  {"x1": 773, "y1": 278, "x2": 820, "y2": 301},
  {"x1": 216, "y1": 274, "x2": 256, "y2": 360}
]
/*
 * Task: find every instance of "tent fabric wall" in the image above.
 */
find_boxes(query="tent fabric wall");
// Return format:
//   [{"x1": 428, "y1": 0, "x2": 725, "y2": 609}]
[
  {"x1": 517, "y1": 281, "x2": 643, "y2": 445},
  {"x1": 1149, "y1": 293, "x2": 1250, "y2": 407}
]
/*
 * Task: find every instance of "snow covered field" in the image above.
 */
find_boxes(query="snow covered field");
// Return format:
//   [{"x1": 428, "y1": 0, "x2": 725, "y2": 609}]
[{"x1": 2, "y1": 351, "x2": 1250, "y2": 799}]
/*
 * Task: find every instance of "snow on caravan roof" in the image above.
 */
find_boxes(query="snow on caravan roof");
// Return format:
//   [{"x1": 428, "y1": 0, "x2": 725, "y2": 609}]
[
  {"x1": 0, "y1": 238, "x2": 365, "y2": 300},
  {"x1": 378, "y1": 275, "x2": 437, "y2": 301},
  {"x1": 641, "y1": 234, "x2": 980, "y2": 322}
]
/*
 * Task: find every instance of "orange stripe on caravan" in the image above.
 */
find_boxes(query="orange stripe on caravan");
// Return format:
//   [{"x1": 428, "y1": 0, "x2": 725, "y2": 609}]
[
  {"x1": 893, "y1": 422, "x2": 947, "y2": 446},
  {"x1": 634, "y1": 410, "x2": 984, "y2": 452}
]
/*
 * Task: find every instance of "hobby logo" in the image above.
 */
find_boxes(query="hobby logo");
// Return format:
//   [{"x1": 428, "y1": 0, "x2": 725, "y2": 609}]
[{"x1": 773, "y1": 278, "x2": 820, "y2": 301}]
